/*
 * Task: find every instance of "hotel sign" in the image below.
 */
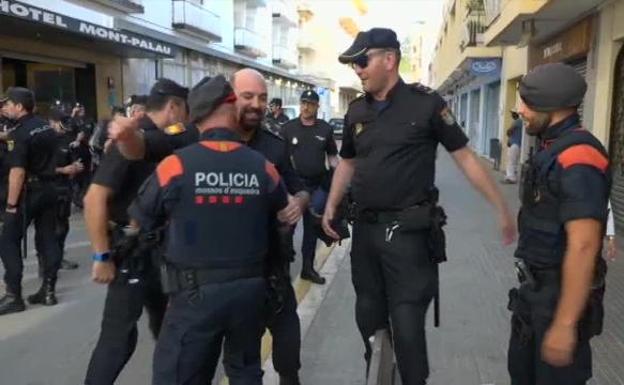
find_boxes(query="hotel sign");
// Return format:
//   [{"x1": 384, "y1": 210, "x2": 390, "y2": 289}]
[{"x1": 0, "y1": 0, "x2": 176, "y2": 56}]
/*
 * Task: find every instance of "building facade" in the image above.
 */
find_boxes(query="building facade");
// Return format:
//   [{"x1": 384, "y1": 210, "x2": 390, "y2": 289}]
[{"x1": 0, "y1": 0, "x2": 312, "y2": 120}]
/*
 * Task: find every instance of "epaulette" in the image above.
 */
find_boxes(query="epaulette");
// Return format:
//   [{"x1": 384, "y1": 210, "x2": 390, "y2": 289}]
[
  {"x1": 410, "y1": 82, "x2": 437, "y2": 95},
  {"x1": 164, "y1": 122, "x2": 186, "y2": 135},
  {"x1": 348, "y1": 94, "x2": 365, "y2": 106}
]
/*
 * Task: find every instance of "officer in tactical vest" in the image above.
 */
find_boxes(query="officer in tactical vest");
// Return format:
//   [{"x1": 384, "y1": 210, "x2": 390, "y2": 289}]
[
  {"x1": 508, "y1": 63, "x2": 610, "y2": 385},
  {"x1": 129, "y1": 75, "x2": 288, "y2": 385}
]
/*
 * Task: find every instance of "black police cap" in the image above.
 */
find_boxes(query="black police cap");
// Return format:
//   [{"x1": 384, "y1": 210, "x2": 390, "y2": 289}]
[
  {"x1": 48, "y1": 109, "x2": 69, "y2": 122},
  {"x1": 188, "y1": 75, "x2": 236, "y2": 123},
  {"x1": 126, "y1": 94, "x2": 148, "y2": 107},
  {"x1": 1, "y1": 87, "x2": 35, "y2": 108},
  {"x1": 149, "y1": 78, "x2": 189, "y2": 100},
  {"x1": 519, "y1": 63, "x2": 587, "y2": 112},
  {"x1": 300, "y1": 89, "x2": 319, "y2": 103},
  {"x1": 269, "y1": 98, "x2": 283, "y2": 107},
  {"x1": 339, "y1": 28, "x2": 401, "y2": 64}
]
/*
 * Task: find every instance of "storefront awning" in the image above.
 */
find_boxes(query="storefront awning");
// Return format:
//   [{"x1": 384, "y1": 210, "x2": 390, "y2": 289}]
[{"x1": 0, "y1": 0, "x2": 176, "y2": 58}]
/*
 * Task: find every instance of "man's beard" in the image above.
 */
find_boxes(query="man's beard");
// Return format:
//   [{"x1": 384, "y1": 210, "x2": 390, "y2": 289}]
[
  {"x1": 524, "y1": 111, "x2": 552, "y2": 136},
  {"x1": 239, "y1": 107, "x2": 263, "y2": 132}
]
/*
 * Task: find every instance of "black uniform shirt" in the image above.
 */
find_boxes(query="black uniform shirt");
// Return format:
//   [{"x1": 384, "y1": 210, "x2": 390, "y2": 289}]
[
  {"x1": 282, "y1": 118, "x2": 338, "y2": 181},
  {"x1": 7, "y1": 114, "x2": 58, "y2": 178},
  {"x1": 143, "y1": 124, "x2": 305, "y2": 194},
  {"x1": 340, "y1": 80, "x2": 469, "y2": 210},
  {"x1": 92, "y1": 117, "x2": 158, "y2": 224}
]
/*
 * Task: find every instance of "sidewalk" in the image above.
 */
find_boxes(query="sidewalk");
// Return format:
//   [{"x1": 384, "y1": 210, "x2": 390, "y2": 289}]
[{"x1": 296, "y1": 152, "x2": 624, "y2": 385}]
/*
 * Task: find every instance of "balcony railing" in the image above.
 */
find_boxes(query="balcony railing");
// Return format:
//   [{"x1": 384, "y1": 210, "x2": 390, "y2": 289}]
[
  {"x1": 234, "y1": 28, "x2": 267, "y2": 58},
  {"x1": 272, "y1": 0, "x2": 298, "y2": 27},
  {"x1": 172, "y1": 0, "x2": 222, "y2": 41},
  {"x1": 272, "y1": 45, "x2": 298, "y2": 69},
  {"x1": 484, "y1": 0, "x2": 504, "y2": 25},
  {"x1": 461, "y1": 11, "x2": 487, "y2": 50},
  {"x1": 90, "y1": 0, "x2": 143, "y2": 13},
  {"x1": 297, "y1": 35, "x2": 314, "y2": 52}
]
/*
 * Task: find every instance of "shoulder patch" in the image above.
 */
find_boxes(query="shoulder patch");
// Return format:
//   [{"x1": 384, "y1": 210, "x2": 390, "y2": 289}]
[
  {"x1": 156, "y1": 154, "x2": 184, "y2": 187},
  {"x1": 410, "y1": 82, "x2": 436, "y2": 94},
  {"x1": 439, "y1": 107, "x2": 457, "y2": 126},
  {"x1": 7, "y1": 140, "x2": 14, "y2": 152},
  {"x1": 557, "y1": 144, "x2": 608, "y2": 173},
  {"x1": 164, "y1": 123, "x2": 186, "y2": 136}
]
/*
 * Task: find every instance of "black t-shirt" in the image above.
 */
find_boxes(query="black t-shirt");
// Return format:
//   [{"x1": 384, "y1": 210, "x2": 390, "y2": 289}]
[
  {"x1": 7, "y1": 114, "x2": 58, "y2": 178},
  {"x1": 282, "y1": 118, "x2": 338, "y2": 181},
  {"x1": 340, "y1": 80, "x2": 469, "y2": 210},
  {"x1": 143, "y1": 124, "x2": 305, "y2": 195},
  {"x1": 92, "y1": 117, "x2": 158, "y2": 224}
]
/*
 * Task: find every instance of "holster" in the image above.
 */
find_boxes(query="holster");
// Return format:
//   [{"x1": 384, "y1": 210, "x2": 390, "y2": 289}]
[
  {"x1": 585, "y1": 258, "x2": 607, "y2": 337},
  {"x1": 396, "y1": 204, "x2": 447, "y2": 264},
  {"x1": 507, "y1": 288, "x2": 533, "y2": 345}
]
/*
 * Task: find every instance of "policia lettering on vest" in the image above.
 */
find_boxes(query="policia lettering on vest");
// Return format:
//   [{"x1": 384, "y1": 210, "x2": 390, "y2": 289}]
[
  {"x1": 323, "y1": 28, "x2": 516, "y2": 385},
  {"x1": 129, "y1": 75, "x2": 289, "y2": 385},
  {"x1": 110, "y1": 69, "x2": 313, "y2": 385},
  {"x1": 508, "y1": 63, "x2": 610, "y2": 385}
]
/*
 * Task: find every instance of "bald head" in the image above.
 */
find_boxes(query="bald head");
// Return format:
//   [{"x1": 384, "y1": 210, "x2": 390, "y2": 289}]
[{"x1": 232, "y1": 68, "x2": 268, "y2": 132}]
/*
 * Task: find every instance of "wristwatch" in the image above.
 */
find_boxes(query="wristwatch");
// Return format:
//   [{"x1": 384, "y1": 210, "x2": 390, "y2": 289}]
[
  {"x1": 92, "y1": 252, "x2": 111, "y2": 262},
  {"x1": 6, "y1": 203, "x2": 17, "y2": 210}
]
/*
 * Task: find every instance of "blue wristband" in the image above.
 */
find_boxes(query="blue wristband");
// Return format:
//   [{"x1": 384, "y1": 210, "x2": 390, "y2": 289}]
[{"x1": 92, "y1": 252, "x2": 111, "y2": 262}]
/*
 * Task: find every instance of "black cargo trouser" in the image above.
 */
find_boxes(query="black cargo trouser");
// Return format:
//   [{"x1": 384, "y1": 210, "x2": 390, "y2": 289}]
[
  {"x1": 153, "y1": 277, "x2": 266, "y2": 385},
  {"x1": 84, "y1": 255, "x2": 167, "y2": 385},
  {"x1": 34, "y1": 189, "x2": 71, "y2": 259},
  {"x1": 266, "y1": 274, "x2": 301, "y2": 377},
  {"x1": 508, "y1": 270, "x2": 593, "y2": 385},
  {"x1": 351, "y1": 220, "x2": 438, "y2": 385},
  {"x1": 0, "y1": 183, "x2": 62, "y2": 296}
]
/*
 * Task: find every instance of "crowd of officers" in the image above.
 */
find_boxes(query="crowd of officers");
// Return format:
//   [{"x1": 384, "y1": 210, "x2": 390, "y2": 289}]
[{"x1": 0, "y1": 26, "x2": 614, "y2": 385}]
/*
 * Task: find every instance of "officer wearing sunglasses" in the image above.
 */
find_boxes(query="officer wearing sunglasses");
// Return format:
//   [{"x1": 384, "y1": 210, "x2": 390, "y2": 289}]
[{"x1": 322, "y1": 27, "x2": 516, "y2": 385}]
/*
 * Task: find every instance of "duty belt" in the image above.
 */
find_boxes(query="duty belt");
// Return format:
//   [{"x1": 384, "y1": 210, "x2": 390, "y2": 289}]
[
  {"x1": 356, "y1": 208, "x2": 402, "y2": 224},
  {"x1": 161, "y1": 262, "x2": 265, "y2": 293}
]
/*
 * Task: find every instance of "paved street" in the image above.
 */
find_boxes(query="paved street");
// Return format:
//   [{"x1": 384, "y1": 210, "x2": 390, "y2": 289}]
[{"x1": 1, "y1": 151, "x2": 624, "y2": 385}]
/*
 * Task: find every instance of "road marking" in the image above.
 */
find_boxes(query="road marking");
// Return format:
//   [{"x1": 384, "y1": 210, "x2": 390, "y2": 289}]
[{"x1": 220, "y1": 241, "x2": 347, "y2": 385}]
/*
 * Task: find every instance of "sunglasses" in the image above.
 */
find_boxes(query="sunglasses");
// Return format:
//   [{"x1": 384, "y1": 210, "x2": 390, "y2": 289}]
[{"x1": 349, "y1": 49, "x2": 393, "y2": 69}]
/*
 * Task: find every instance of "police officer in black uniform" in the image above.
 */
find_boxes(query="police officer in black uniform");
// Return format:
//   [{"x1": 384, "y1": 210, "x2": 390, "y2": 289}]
[
  {"x1": 0, "y1": 87, "x2": 62, "y2": 315},
  {"x1": 322, "y1": 28, "x2": 516, "y2": 384},
  {"x1": 42, "y1": 110, "x2": 85, "y2": 271},
  {"x1": 0, "y1": 100, "x2": 17, "y2": 213},
  {"x1": 267, "y1": 98, "x2": 290, "y2": 134},
  {"x1": 282, "y1": 89, "x2": 339, "y2": 284},
  {"x1": 69, "y1": 103, "x2": 95, "y2": 209},
  {"x1": 129, "y1": 75, "x2": 288, "y2": 385},
  {"x1": 507, "y1": 63, "x2": 610, "y2": 385},
  {"x1": 83, "y1": 78, "x2": 188, "y2": 385},
  {"x1": 110, "y1": 69, "x2": 310, "y2": 385}
]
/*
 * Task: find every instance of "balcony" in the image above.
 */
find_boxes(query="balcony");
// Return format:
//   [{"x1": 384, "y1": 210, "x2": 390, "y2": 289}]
[
  {"x1": 90, "y1": 0, "x2": 143, "y2": 13},
  {"x1": 298, "y1": 1, "x2": 314, "y2": 20},
  {"x1": 483, "y1": 0, "x2": 605, "y2": 46},
  {"x1": 272, "y1": 0, "x2": 298, "y2": 27},
  {"x1": 234, "y1": 28, "x2": 267, "y2": 58},
  {"x1": 297, "y1": 34, "x2": 314, "y2": 52},
  {"x1": 460, "y1": 10, "x2": 487, "y2": 50},
  {"x1": 272, "y1": 45, "x2": 298, "y2": 69},
  {"x1": 172, "y1": 0, "x2": 222, "y2": 42},
  {"x1": 246, "y1": 0, "x2": 267, "y2": 8}
]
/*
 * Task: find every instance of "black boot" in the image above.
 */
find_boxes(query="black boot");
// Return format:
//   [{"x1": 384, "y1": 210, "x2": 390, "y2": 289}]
[
  {"x1": 279, "y1": 374, "x2": 301, "y2": 385},
  {"x1": 27, "y1": 277, "x2": 58, "y2": 306},
  {"x1": 0, "y1": 291, "x2": 26, "y2": 316},
  {"x1": 301, "y1": 267, "x2": 326, "y2": 285}
]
